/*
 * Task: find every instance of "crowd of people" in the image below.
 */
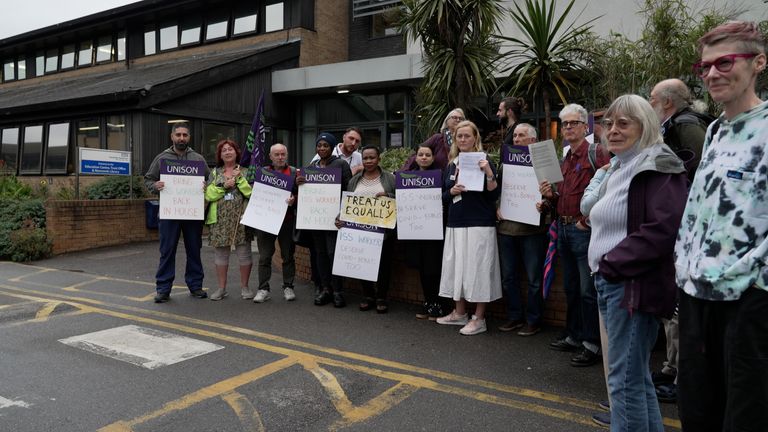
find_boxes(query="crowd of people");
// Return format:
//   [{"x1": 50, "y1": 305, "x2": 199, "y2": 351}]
[{"x1": 144, "y1": 21, "x2": 767, "y2": 432}]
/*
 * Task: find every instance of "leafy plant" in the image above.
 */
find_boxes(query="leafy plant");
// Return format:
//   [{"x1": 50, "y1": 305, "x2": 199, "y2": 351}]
[
  {"x1": 0, "y1": 198, "x2": 48, "y2": 261},
  {"x1": 0, "y1": 174, "x2": 33, "y2": 199},
  {"x1": 380, "y1": 147, "x2": 413, "y2": 173},
  {"x1": 86, "y1": 175, "x2": 147, "y2": 200},
  {"x1": 7, "y1": 220, "x2": 51, "y2": 262}
]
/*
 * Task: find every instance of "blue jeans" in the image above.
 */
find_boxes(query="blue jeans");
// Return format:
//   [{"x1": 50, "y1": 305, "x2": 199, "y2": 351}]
[
  {"x1": 156, "y1": 219, "x2": 204, "y2": 294},
  {"x1": 596, "y1": 275, "x2": 663, "y2": 432},
  {"x1": 558, "y1": 222, "x2": 599, "y2": 346},
  {"x1": 498, "y1": 232, "x2": 547, "y2": 325}
]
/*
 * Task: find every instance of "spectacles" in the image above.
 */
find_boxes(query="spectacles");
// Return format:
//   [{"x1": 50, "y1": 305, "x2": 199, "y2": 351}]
[
  {"x1": 692, "y1": 53, "x2": 758, "y2": 78},
  {"x1": 601, "y1": 118, "x2": 635, "y2": 130},
  {"x1": 561, "y1": 120, "x2": 585, "y2": 128},
  {"x1": 449, "y1": 116, "x2": 465, "y2": 121}
]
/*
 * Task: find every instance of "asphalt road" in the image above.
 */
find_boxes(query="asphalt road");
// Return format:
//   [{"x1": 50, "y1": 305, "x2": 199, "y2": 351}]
[{"x1": 0, "y1": 241, "x2": 681, "y2": 431}]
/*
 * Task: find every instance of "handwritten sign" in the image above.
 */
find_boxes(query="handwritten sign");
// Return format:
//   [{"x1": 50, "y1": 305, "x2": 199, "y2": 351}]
[
  {"x1": 457, "y1": 152, "x2": 486, "y2": 191},
  {"x1": 296, "y1": 167, "x2": 342, "y2": 231},
  {"x1": 332, "y1": 222, "x2": 384, "y2": 281},
  {"x1": 529, "y1": 139, "x2": 564, "y2": 184},
  {"x1": 241, "y1": 167, "x2": 294, "y2": 235},
  {"x1": 395, "y1": 170, "x2": 443, "y2": 240},
  {"x1": 339, "y1": 192, "x2": 396, "y2": 229},
  {"x1": 159, "y1": 160, "x2": 206, "y2": 220},
  {"x1": 499, "y1": 146, "x2": 542, "y2": 226}
]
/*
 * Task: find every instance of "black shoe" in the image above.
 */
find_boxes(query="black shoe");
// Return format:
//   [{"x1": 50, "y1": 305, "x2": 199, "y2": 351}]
[
  {"x1": 592, "y1": 412, "x2": 610, "y2": 428},
  {"x1": 416, "y1": 302, "x2": 430, "y2": 319},
  {"x1": 570, "y1": 347, "x2": 601, "y2": 367},
  {"x1": 314, "y1": 290, "x2": 332, "y2": 306},
  {"x1": 651, "y1": 370, "x2": 676, "y2": 385},
  {"x1": 189, "y1": 289, "x2": 207, "y2": 299},
  {"x1": 656, "y1": 383, "x2": 677, "y2": 403},
  {"x1": 154, "y1": 292, "x2": 170, "y2": 303},
  {"x1": 427, "y1": 302, "x2": 444, "y2": 321},
  {"x1": 549, "y1": 338, "x2": 579, "y2": 352},
  {"x1": 333, "y1": 292, "x2": 346, "y2": 308}
]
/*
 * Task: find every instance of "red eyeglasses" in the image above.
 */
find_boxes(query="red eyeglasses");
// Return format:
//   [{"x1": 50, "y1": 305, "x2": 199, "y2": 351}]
[{"x1": 692, "y1": 53, "x2": 758, "y2": 78}]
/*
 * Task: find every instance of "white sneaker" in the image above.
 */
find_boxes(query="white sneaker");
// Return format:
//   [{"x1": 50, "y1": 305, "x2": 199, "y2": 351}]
[
  {"x1": 283, "y1": 287, "x2": 296, "y2": 301},
  {"x1": 459, "y1": 316, "x2": 487, "y2": 335},
  {"x1": 253, "y1": 289, "x2": 270, "y2": 303},
  {"x1": 240, "y1": 287, "x2": 255, "y2": 300},
  {"x1": 436, "y1": 310, "x2": 469, "y2": 326},
  {"x1": 209, "y1": 288, "x2": 227, "y2": 301}
]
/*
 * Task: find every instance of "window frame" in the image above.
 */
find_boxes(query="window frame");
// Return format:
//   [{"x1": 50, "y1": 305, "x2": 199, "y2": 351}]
[
  {"x1": 44, "y1": 122, "x2": 71, "y2": 174},
  {"x1": 20, "y1": 124, "x2": 44, "y2": 175}
]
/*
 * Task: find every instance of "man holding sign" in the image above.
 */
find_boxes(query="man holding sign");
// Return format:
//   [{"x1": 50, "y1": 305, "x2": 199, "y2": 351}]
[
  {"x1": 144, "y1": 122, "x2": 210, "y2": 303},
  {"x1": 497, "y1": 123, "x2": 549, "y2": 337}
]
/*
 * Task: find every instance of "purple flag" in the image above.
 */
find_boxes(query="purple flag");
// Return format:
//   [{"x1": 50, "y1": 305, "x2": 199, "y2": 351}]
[{"x1": 241, "y1": 90, "x2": 266, "y2": 184}]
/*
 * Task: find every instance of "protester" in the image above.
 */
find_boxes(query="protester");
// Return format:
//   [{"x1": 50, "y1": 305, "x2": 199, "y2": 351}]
[
  {"x1": 311, "y1": 127, "x2": 364, "y2": 175},
  {"x1": 404, "y1": 145, "x2": 447, "y2": 320},
  {"x1": 253, "y1": 143, "x2": 298, "y2": 303},
  {"x1": 400, "y1": 108, "x2": 464, "y2": 171},
  {"x1": 201, "y1": 139, "x2": 253, "y2": 301},
  {"x1": 675, "y1": 21, "x2": 768, "y2": 431},
  {"x1": 144, "y1": 122, "x2": 209, "y2": 303},
  {"x1": 586, "y1": 94, "x2": 687, "y2": 431},
  {"x1": 296, "y1": 132, "x2": 352, "y2": 308},
  {"x1": 436, "y1": 120, "x2": 501, "y2": 335},
  {"x1": 539, "y1": 104, "x2": 610, "y2": 366},
  {"x1": 342, "y1": 145, "x2": 396, "y2": 313},
  {"x1": 496, "y1": 123, "x2": 547, "y2": 336},
  {"x1": 497, "y1": 96, "x2": 526, "y2": 146}
]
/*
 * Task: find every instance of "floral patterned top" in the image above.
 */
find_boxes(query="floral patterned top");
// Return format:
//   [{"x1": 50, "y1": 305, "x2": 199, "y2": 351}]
[{"x1": 205, "y1": 166, "x2": 253, "y2": 248}]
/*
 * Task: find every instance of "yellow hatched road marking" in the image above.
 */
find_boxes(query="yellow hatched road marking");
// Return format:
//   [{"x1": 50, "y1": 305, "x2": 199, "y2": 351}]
[{"x1": 221, "y1": 391, "x2": 266, "y2": 432}]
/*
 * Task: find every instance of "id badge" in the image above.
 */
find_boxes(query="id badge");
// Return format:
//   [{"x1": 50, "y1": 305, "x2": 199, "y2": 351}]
[
  {"x1": 224, "y1": 192, "x2": 234, "y2": 201},
  {"x1": 452, "y1": 195, "x2": 462, "y2": 204}
]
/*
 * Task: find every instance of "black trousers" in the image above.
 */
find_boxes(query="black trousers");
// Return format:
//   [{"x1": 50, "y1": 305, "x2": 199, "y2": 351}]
[{"x1": 678, "y1": 287, "x2": 768, "y2": 432}]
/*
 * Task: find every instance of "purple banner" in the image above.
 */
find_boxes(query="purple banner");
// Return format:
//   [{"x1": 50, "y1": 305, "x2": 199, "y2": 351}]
[
  {"x1": 395, "y1": 170, "x2": 442, "y2": 189},
  {"x1": 253, "y1": 166, "x2": 294, "y2": 192},
  {"x1": 501, "y1": 145, "x2": 533, "y2": 167},
  {"x1": 341, "y1": 221, "x2": 385, "y2": 234},
  {"x1": 300, "y1": 167, "x2": 341, "y2": 184},
  {"x1": 160, "y1": 159, "x2": 207, "y2": 176}
]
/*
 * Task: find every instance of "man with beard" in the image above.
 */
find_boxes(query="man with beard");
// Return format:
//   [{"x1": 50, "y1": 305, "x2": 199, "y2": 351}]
[
  {"x1": 311, "y1": 127, "x2": 363, "y2": 175},
  {"x1": 497, "y1": 97, "x2": 525, "y2": 146},
  {"x1": 144, "y1": 122, "x2": 210, "y2": 303}
]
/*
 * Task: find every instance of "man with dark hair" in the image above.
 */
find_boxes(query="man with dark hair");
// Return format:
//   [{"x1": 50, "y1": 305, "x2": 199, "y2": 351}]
[
  {"x1": 144, "y1": 122, "x2": 210, "y2": 303},
  {"x1": 496, "y1": 97, "x2": 525, "y2": 146},
  {"x1": 675, "y1": 21, "x2": 768, "y2": 431},
  {"x1": 311, "y1": 127, "x2": 363, "y2": 175}
]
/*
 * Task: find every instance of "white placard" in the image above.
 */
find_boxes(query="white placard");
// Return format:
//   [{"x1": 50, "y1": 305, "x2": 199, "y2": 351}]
[
  {"x1": 241, "y1": 183, "x2": 290, "y2": 235},
  {"x1": 457, "y1": 152, "x2": 486, "y2": 191},
  {"x1": 396, "y1": 188, "x2": 443, "y2": 239},
  {"x1": 529, "y1": 140, "x2": 564, "y2": 184},
  {"x1": 332, "y1": 223, "x2": 384, "y2": 281},
  {"x1": 500, "y1": 164, "x2": 541, "y2": 225},
  {"x1": 296, "y1": 182, "x2": 341, "y2": 230},
  {"x1": 159, "y1": 176, "x2": 205, "y2": 220}
]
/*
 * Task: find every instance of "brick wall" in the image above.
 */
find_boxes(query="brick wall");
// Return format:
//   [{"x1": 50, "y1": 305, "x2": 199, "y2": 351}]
[
  {"x1": 279, "y1": 241, "x2": 567, "y2": 327},
  {"x1": 46, "y1": 199, "x2": 158, "y2": 255},
  {"x1": 296, "y1": 0, "x2": 349, "y2": 67}
]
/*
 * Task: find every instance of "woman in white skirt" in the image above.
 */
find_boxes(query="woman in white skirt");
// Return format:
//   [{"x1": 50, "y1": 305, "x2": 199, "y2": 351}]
[{"x1": 436, "y1": 120, "x2": 502, "y2": 335}]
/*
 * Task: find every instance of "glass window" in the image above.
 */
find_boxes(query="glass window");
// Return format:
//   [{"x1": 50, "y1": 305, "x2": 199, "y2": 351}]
[
  {"x1": 265, "y1": 3, "x2": 284, "y2": 32},
  {"x1": 387, "y1": 92, "x2": 405, "y2": 120},
  {"x1": 61, "y1": 45, "x2": 76, "y2": 69},
  {"x1": 35, "y1": 53, "x2": 44, "y2": 77},
  {"x1": 45, "y1": 123, "x2": 69, "y2": 173},
  {"x1": 78, "y1": 40, "x2": 93, "y2": 66},
  {"x1": 76, "y1": 119, "x2": 101, "y2": 148},
  {"x1": 180, "y1": 21, "x2": 201, "y2": 45},
  {"x1": 160, "y1": 25, "x2": 178, "y2": 50},
  {"x1": 117, "y1": 33, "x2": 126, "y2": 61},
  {"x1": 206, "y1": 19, "x2": 228, "y2": 40},
  {"x1": 144, "y1": 31, "x2": 157, "y2": 56},
  {"x1": 3, "y1": 61, "x2": 14, "y2": 81},
  {"x1": 96, "y1": 36, "x2": 113, "y2": 62},
  {"x1": 21, "y1": 125, "x2": 43, "y2": 173},
  {"x1": 202, "y1": 122, "x2": 236, "y2": 161},
  {"x1": 17, "y1": 58, "x2": 26, "y2": 80},
  {"x1": 372, "y1": 8, "x2": 402, "y2": 38},
  {"x1": 107, "y1": 115, "x2": 127, "y2": 151},
  {"x1": 318, "y1": 94, "x2": 385, "y2": 124},
  {"x1": 1, "y1": 127, "x2": 20, "y2": 172},
  {"x1": 45, "y1": 49, "x2": 58, "y2": 73},
  {"x1": 233, "y1": 7, "x2": 257, "y2": 35}
]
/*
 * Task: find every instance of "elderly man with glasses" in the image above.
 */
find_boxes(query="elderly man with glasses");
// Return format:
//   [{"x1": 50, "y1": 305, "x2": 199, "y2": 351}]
[{"x1": 538, "y1": 103, "x2": 610, "y2": 367}]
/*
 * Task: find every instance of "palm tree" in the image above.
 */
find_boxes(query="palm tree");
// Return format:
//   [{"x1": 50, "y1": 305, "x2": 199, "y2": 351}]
[
  {"x1": 398, "y1": 0, "x2": 505, "y2": 138},
  {"x1": 498, "y1": 0, "x2": 597, "y2": 139}
]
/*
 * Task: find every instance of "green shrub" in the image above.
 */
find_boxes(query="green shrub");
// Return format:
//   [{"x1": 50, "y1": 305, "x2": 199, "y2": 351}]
[
  {"x1": 8, "y1": 222, "x2": 51, "y2": 262},
  {"x1": 0, "y1": 175, "x2": 33, "y2": 199},
  {"x1": 0, "y1": 198, "x2": 48, "y2": 261},
  {"x1": 380, "y1": 147, "x2": 414, "y2": 173},
  {"x1": 86, "y1": 175, "x2": 147, "y2": 200}
]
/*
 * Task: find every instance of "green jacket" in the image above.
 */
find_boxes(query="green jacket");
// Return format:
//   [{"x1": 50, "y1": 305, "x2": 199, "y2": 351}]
[{"x1": 204, "y1": 166, "x2": 252, "y2": 225}]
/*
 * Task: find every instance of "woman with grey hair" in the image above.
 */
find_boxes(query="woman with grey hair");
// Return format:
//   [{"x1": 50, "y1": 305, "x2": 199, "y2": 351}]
[
  {"x1": 586, "y1": 94, "x2": 688, "y2": 431},
  {"x1": 400, "y1": 108, "x2": 465, "y2": 171}
]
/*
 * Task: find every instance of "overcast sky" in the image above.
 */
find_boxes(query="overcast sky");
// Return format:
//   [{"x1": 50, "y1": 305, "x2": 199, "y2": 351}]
[{"x1": 0, "y1": 0, "x2": 140, "y2": 39}]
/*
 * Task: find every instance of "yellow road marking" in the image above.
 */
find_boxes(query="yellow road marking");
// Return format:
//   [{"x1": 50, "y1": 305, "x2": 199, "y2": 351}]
[
  {"x1": 33, "y1": 301, "x2": 61, "y2": 321},
  {"x1": 97, "y1": 357, "x2": 297, "y2": 432},
  {"x1": 300, "y1": 358, "x2": 355, "y2": 415},
  {"x1": 61, "y1": 277, "x2": 106, "y2": 292},
  {"x1": 329, "y1": 382, "x2": 418, "y2": 432},
  {"x1": 221, "y1": 391, "x2": 266, "y2": 432},
  {"x1": 8, "y1": 267, "x2": 54, "y2": 282}
]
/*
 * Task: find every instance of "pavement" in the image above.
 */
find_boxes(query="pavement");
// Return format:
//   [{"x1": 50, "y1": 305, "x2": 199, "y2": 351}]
[{"x1": 0, "y1": 240, "x2": 681, "y2": 431}]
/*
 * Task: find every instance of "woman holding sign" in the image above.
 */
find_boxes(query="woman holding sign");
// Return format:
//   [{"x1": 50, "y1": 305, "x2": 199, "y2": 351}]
[
  {"x1": 204, "y1": 139, "x2": 254, "y2": 301},
  {"x1": 346, "y1": 145, "x2": 396, "y2": 313},
  {"x1": 437, "y1": 120, "x2": 502, "y2": 335}
]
